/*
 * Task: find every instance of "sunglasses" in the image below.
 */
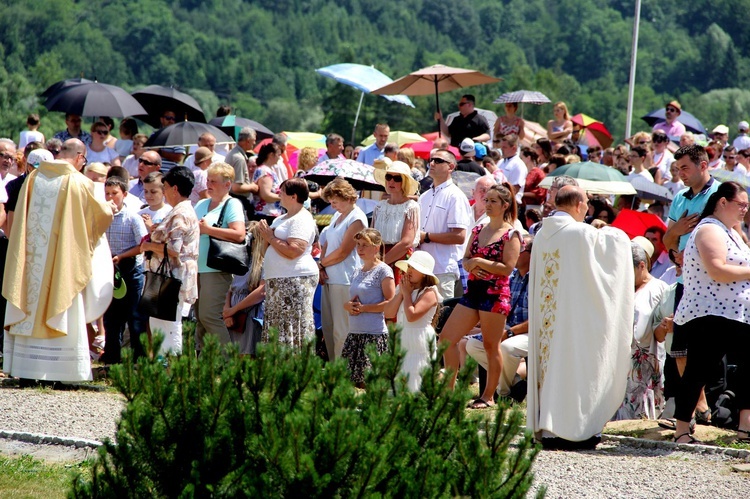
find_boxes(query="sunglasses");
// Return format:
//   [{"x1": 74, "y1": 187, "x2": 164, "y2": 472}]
[
  {"x1": 726, "y1": 155, "x2": 737, "y2": 160},
  {"x1": 652, "y1": 136, "x2": 668, "y2": 143},
  {"x1": 139, "y1": 158, "x2": 159, "y2": 167},
  {"x1": 384, "y1": 173, "x2": 403, "y2": 183},
  {"x1": 638, "y1": 140, "x2": 651, "y2": 145},
  {"x1": 162, "y1": 115, "x2": 176, "y2": 122},
  {"x1": 458, "y1": 102, "x2": 469, "y2": 107},
  {"x1": 665, "y1": 107, "x2": 678, "y2": 112},
  {"x1": 49, "y1": 149, "x2": 61, "y2": 155},
  {"x1": 94, "y1": 129, "x2": 108, "y2": 135},
  {"x1": 430, "y1": 157, "x2": 450, "y2": 164}
]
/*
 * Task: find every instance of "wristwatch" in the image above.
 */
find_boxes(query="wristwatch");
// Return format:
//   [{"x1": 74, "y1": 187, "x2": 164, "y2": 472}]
[{"x1": 424, "y1": 232, "x2": 431, "y2": 244}]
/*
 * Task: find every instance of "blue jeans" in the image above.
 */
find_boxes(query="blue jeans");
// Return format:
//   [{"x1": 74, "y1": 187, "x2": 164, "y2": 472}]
[{"x1": 101, "y1": 257, "x2": 146, "y2": 364}]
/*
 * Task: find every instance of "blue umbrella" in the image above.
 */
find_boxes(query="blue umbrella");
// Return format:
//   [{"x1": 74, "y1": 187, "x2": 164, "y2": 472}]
[
  {"x1": 641, "y1": 108, "x2": 707, "y2": 136},
  {"x1": 316, "y1": 63, "x2": 415, "y2": 142}
]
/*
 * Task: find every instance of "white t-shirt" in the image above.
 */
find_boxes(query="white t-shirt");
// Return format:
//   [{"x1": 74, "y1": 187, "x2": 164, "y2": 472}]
[
  {"x1": 19, "y1": 130, "x2": 45, "y2": 149},
  {"x1": 263, "y1": 209, "x2": 318, "y2": 279},
  {"x1": 652, "y1": 150, "x2": 674, "y2": 181},
  {"x1": 86, "y1": 145, "x2": 119, "y2": 165},
  {"x1": 320, "y1": 206, "x2": 368, "y2": 285},
  {"x1": 627, "y1": 169, "x2": 654, "y2": 182},
  {"x1": 138, "y1": 204, "x2": 172, "y2": 225},
  {"x1": 497, "y1": 154, "x2": 527, "y2": 204}
]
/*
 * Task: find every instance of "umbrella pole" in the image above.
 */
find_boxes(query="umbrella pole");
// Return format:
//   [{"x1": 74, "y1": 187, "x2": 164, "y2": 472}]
[
  {"x1": 435, "y1": 79, "x2": 441, "y2": 138},
  {"x1": 351, "y1": 91, "x2": 365, "y2": 145}
]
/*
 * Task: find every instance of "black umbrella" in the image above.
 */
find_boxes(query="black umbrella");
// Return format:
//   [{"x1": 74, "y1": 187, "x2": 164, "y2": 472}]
[
  {"x1": 41, "y1": 77, "x2": 94, "y2": 98},
  {"x1": 144, "y1": 121, "x2": 232, "y2": 148},
  {"x1": 208, "y1": 115, "x2": 274, "y2": 141},
  {"x1": 44, "y1": 82, "x2": 147, "y2": 118},
  {"x1": 132, "y1": 85, "x2": 206, "y2": 127}
]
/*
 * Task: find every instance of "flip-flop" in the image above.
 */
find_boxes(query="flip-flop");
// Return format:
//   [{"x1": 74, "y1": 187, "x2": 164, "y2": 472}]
[{"x1": 467, "y1": 398, "x2": 494, "y2": 410}]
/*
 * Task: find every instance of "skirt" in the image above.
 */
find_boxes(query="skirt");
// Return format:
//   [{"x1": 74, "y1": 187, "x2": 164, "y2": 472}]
[
  {"x1": 262, "y1": 275, "x2": 318, "y2": 350},
  {"x1": 341, "y1": 332, "x2": 389, "y2": 384}
]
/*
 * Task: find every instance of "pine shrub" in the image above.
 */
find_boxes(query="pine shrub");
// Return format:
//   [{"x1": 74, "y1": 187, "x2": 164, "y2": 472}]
[{"x1": 70, "y1": 328, "x2": 542, "y2": 498}]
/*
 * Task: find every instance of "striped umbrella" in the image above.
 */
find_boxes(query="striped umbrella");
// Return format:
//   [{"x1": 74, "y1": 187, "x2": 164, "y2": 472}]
[{"x1": 493, "y1": 90, "x2": 551, "y2": 105}]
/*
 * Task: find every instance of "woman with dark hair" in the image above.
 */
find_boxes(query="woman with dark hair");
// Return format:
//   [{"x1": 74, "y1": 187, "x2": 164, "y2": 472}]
[
  {"x1": 253, "y1": 143, "x2": 283, "y2": 218},
  {"x1": 672, "y1": 181, "x2": 750, "y2": 444},
  {"x1": 535, "y1": 138, "x2": 553, "y2": 170},
  {"x1": 588, "y1": 199, "x2": 616, "y2": 225},
  {"x1": 440, "y1": 183, "x2": 522, "y2": 409},
  {"x1": 258, "y1": 178, "x2": 319, "y2": 349},
  {"x1": 521, "y1": 147, "x2": 546, "y2": 210},
  {"x1": 140, "y1": 166, "x2": 200, "y2": 355}
]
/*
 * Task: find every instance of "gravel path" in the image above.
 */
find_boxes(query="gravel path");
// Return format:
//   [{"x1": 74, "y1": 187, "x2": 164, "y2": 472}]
[{"x1": 0, "y1": 386, "x2": 749, "y2": 496}]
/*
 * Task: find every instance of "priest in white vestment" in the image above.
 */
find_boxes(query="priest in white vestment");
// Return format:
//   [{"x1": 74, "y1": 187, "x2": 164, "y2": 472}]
[
  {"x1": 3, "y1": 139, "x2": 113, "y2": 382},
  {"x1": 527, "y1": 185, "x2": 634, "y2": 448}
]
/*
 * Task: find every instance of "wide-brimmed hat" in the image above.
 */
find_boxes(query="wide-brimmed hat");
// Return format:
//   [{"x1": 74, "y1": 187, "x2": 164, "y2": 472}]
[
  {"x1": 373, "y1": 160, "x2": 420, "y2": 196},
  {"x1": 193, "y1": 146, "x2": 213, "y2": 165},
  {"x1": 395, "y1": 250, "x2": 439, "y2": 287}
]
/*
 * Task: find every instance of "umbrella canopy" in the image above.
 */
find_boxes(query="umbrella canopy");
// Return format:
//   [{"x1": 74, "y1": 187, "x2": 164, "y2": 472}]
[
  {"x1": 144, "y1": 121, "x2": 232, "y2": 148},
  {"x1": 132, "y1": 85, "x2": 206, "y2": 127},
  {"x1": 303, "y1": 159, "x2": 384, "y2": 192},
  {"x1": 493, "y1": 90, "x2": 550, "y2": 105},
  {"x1": 361, "y1": 130, "x2": 426, "y2": 147},
  {"x1": 539, "y1": 161, "x2": 637, "y2": 195},
  {"x1": 401, "y1": 141, "x2": 460, "y2": 160},
  {"x1": 41, "y1": 77, "x2": 94, "y2": 98},
  {"x1": 371, "y1": 64, "x2": 501, "y2": 126},
  {"x1": 446, "y1": 108, "x2": 498, "y2": 139},
  {"x1": 43, "y1": 82, "x2": 147, "y2": 118},
  {"x1": 208, "y1": 115, "x2": 274, "y2": 141},
  {"x1": 628, "y1": 175, "x2": 674, "y2": 202},
  {"x1": 641, "y1": 108, "x2": 707, "y2": 136},
  {"x1": 451, "y1": 171, "x2": 481, "y2": 198},
  {"x1": 315, "y1": 63, "x2": 414, "y2": 107},
  {"x1": 710, "y1": 169, "x2": 750, "y2": 189},
  {"x1": 611, "y1": 209, "x2": 667, "y2": 239},
  {"x1": 571, "y1": 114, "x2": 614, "y2": 148}
]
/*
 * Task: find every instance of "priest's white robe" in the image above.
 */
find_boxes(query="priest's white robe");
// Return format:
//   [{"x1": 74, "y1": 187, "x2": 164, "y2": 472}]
[{"x1": 527, "y1": 213, "x2": 634, "y2": 442}]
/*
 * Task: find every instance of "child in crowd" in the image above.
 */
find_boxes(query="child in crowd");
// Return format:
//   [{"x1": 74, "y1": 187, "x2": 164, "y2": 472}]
[
  {"x1": 100, "y1": 176, "x2": 149, "y2": 365},
  {"x1": 342, "y1": 229, "x2": 395, "y2": 387},
  {"x1": 84, "y1": 162, "x2": 109, "y2": 184},
  {"x1": 384, "y1": 251, "x2": 440, "y2": 392},
  {"x1": 223, "y1": 222, "x2": 266, "y2": 355},
  {"x1": 18, "y1": 113, "x2": 45, "y2": 149},
  {"x1": 116, "y1": 118, "x2": 138, "y2": 161},
  {"x1": 138, "y1": 172, "x2": 172, "y2": 233}
]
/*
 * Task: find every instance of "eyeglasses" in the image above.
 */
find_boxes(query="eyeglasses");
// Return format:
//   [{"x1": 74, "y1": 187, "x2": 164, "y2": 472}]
[
  {"x1": 0, "y1": 153, "x2": 14, "y2": 161},
  {"x1": 161, "y1": 115, "x2": 176, "y2": 122},
  {"x1": 139, "y1": 158, "x2": 159, "y2": 167},
  {"x1": 458, "y1": 102, "x2": 469, "y2": 107},
  {"x1": 638, "y1": 141, "x2": 651, "y2": 145},
  {"x1": 384, "y1": 173, "x2": 403, "y2": 183},
  {"x1": 665, "y1": 107, "x2": 678, "y2": 113},
  {"x1": 652, "y1": 135, "x2": 668, "y2": 143},
  {"x1": 730, "y1": 200, "x2": 750, "y2": 210},
  {"x1": 430, "y1": 157, "x2": 450, "y2": 164},
  {"x1": 725, "y1": 155, "x2": 737, "y2": 160},
  {"x1": 94, "y1": 130, "x2": 108, "y2": 135},
  {"x1": 78, "y1": 153, "x2": 87, "y2": 167}
]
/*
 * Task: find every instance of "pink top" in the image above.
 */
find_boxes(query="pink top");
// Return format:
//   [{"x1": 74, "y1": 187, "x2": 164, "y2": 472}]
[{"x1": 653, "y1": 120, "x2": 686, "y2": 137}]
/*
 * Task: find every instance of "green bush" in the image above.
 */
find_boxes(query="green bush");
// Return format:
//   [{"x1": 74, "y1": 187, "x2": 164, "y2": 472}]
[{"x1": 70, "y1": 328, "x2": 542, "y2": 498}]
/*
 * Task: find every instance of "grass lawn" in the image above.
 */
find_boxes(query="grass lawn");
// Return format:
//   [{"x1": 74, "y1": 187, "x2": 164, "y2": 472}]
[{"x1": 0, "y1": 454, "x2": 91, "y2": 499}]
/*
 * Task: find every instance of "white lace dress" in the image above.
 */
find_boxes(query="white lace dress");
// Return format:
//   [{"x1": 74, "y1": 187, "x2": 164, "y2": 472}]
[
  {"x1": 372, "y1": 199, "x2": 420, "y2": 247},
  {"x1": 397, "y1": 286, "x2": 440, "y2": 392}
]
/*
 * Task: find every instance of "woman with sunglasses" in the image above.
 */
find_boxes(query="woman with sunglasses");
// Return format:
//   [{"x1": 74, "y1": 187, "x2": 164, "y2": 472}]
[
  {"x1": 372, "y1": 161, "x2": 421, "y2": 282},
  {"x1": 651, "y1": 130, "x2": 674, "y2": 184},
  {"x1": 86, "y1": 121, "x2": 121, "y2": 167},
  {"x1": 673, "y1": 181, "x2": 750, "y2": 444}
]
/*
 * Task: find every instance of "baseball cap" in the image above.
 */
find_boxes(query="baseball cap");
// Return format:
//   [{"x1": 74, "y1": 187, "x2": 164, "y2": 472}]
[
  {"x1": 26, "y1": 149, "x2": 54, "y2": 169},
  {"x1": 712, "y1": 124, "x2": 729, "y2": 135},
  {"x1": 459, "y1": 138, "x2": 476, "y2": 155}
]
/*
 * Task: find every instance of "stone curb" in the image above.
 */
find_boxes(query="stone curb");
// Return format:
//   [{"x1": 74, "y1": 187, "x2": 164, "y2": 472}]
[
  {"x1": 602, "y1": 433, "x2": 750, "y2": 460},
  {"x1": 0, "y1": 430, "x2": 102, "y2": 449}
]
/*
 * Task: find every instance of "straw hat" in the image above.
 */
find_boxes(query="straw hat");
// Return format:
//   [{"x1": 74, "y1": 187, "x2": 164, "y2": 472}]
[
  {"x1": 373, "y1": 160, "x2": 420, "y2": 196},
  {"x1": 395, "y1": 250, "x2": 439, "y2": 287}
]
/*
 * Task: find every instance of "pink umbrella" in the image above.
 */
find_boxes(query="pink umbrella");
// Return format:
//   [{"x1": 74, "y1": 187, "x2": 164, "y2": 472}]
[{"x1": 402, "y1": 141, "x2": 460, "y2": 160}]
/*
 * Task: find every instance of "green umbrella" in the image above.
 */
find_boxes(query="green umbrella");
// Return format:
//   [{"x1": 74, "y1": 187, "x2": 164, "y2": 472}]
[{"x1": 539, "y1": 161, "x2": 637, "y2": 195}]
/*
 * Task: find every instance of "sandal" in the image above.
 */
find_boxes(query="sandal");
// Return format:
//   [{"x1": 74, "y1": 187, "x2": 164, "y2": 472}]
[
  {"x1": 658, "y1": 417, "x2": 696, "y2": 434},
  {"x1": 694, "y1": 408, "x2": 712, "y2": 425},
  {"x1": 736, "y1": 429, "x2": 750, "y2": 443},
  {"x1": 467, "y1": 398, "x2": 494, "y2": 410},
  {"x1": 674, "y1": 432, "x2": 702, "y2": 444}
]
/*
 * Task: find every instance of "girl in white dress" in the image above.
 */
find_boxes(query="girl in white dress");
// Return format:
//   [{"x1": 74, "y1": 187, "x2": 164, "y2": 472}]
[{"x1": 384, "y1": 251, "x2": 441, "y2": 392}]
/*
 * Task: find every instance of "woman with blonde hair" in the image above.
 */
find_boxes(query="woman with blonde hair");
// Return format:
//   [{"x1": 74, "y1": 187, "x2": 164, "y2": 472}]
[
  {"x1": 547, "y1": 102, "x2": 573, "y2": 144},
  {"x1": 223, "y1": 221, "x2": 266, "y2": 355}
]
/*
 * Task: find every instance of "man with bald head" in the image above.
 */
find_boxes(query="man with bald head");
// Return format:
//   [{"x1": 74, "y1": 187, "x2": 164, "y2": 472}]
[
  {"x1": 129, "y1": 150, "x2": 162, "y2": 204},
  {"x1": 527, "y1": 184, "x2": 634, "y2": 450},
  {"x1": 184, "y1": 133, "x2": 225, "y2": 171},
  {"x1": 3, "y1": 138, "x2": 113, "y2": 384}
]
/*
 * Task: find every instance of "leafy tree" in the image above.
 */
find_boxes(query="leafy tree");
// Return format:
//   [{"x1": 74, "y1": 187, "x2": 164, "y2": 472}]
[{"x1": 70, "y1": 331, "x2": 542, "y2": 498}]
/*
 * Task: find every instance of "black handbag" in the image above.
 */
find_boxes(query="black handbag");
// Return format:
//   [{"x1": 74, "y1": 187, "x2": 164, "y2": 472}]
[
  {"x1": 138, "y1": 244, "x2": 182, "y2": 321},
  {"x1": 206, "y1": 199, "x2": 250, "y2": 275}
]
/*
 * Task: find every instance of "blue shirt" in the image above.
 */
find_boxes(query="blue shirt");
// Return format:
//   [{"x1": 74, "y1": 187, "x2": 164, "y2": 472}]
[
  {"x1": 106, "y1": 208, "x2": 148, "y2": 265},
  {"x1": 358, "y1": 143, "x2": 385, "y2": 166},
  {"x1": 668, "y1": 177, "x2": 720, "y2": 251},
  {"x1": 194, "y1": 197, "x2": 246, "y2": 273},
  {"x1": 507, "y1": 269, "x2": 529, "y2": 328},
  {"x1": 53, "y1": 129, "x2": 92, "y2": 146}
]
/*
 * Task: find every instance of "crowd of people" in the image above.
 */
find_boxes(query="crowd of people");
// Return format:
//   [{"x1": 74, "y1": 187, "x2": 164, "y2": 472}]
[{"x1": 1, "y1": 95, "x2": 749, "y2": 449}]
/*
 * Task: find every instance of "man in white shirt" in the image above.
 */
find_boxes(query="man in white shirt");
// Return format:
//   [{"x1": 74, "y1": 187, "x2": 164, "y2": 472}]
[
  {"x1": 627, "y1": 146, "x2": 654, "y2": 182},
  {"x1": 732, "y1": 121, "x2": 750, "y2": 152},
  {"x1": 418, "y1": 149, "x2": 472, "y2": 300},
  {"x1": 495, "y1": 134, "x2": 527, "y2": 204},
  {"x1": 317, "y1": 133, "x2": 345, "y2": 163},
  {"x1": 723, "y1": 146, "x2": 746, "y2": 174},
  {"x1": 358, "y1": 123, "x2": 390, "y2": 166}
]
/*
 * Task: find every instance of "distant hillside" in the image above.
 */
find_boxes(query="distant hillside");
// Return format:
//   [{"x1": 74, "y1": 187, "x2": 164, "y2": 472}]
[{"x1": 2, "y1": 0, "x2": 749, "y2": 142}]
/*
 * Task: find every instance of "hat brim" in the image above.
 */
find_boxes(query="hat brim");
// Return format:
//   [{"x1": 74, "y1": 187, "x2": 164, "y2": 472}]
[
  {"x1": 373, "y1": 166, "x2": 420, "y2": 196},
  {"x1": 395, "y1": 259, "x2": 439, "y2": 287}
]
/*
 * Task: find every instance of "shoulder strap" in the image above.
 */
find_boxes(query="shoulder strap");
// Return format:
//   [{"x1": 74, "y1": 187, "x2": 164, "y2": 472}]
[{"x1": 213, "y1": 199, "x2": 230, "y2": 228}]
